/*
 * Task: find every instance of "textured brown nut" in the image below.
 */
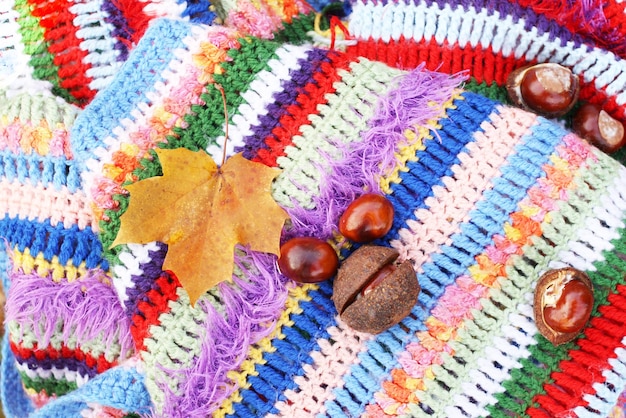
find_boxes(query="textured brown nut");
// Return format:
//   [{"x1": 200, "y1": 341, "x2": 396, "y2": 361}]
[
  {"x1": 506, "y1": 63, "x2": 579, "y2": 117},
  {"x1": 533, "y1": 268, "x2": 593, "y2": 346},
  {"x1": 333, "y1": 245, "x2": 419, "y2": 334},
  {"x1": 572, "y1": 102, "x2": 626, "y2": 153}
]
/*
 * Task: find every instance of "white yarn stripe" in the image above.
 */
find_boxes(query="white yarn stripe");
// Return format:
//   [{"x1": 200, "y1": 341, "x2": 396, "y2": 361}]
[
  {"x1": 15, "y1": 361, "x2": 90, "y2": 387},
  {"x1": 206, "y1": 44, "x2": 311, "y2": 162},
  {"x1": 433, "y1": 165, "x2": 626, "y2": 417},
  {"x1": 112, "y1": 242, "x2": 161, "y2": 307},
  {"x1": 446, "y1": 302, "x2": 537, "y2": 417},
  {"x1": 574, "y1": 338, "x2": 626, "y2": 417},
  {"x1": 69, "y1": 0, "x2": 122, "y2": 91},
  {"x1": 269, "y1": 319, "x2": 372, "y2": 417},
  {"x1": 0, "y1": 0, "x2": 52, "y2": 95},
  {"x1": 349, "y1": 1, "x2": 626, "y2": 105},
  {"x1": 391, "y1": 106, "x2": 537, "y2": 272},
  {"x1": 142, "y1": 0, "x2": 189, "y2": 20},
  {"x1": 82, "y1": 29, "x2": 205, "y2": 201}
]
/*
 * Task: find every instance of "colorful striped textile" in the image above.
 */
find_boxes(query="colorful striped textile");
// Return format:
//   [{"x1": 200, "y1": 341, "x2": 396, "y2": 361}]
[
  {"x1": 2, "y1": 8, "x2": 626, "y2": 418},
  {"x1": 345, "y1": 0, "x2": 626, "y2": 143}
]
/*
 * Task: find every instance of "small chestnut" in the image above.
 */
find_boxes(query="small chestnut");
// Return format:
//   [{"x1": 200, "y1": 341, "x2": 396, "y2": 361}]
[
  {"x1": 338, "y1": 193, "x2": 394, "y2": 243},
  {"x1": 333, "y1": 245, "x2": 419, "y2": 334},
  {"x1": 506, "y1": 63, "x2": 579, "y2": 117},
  {"x1": 278, "y1": 237, "x2": 339, "y2": 283},
  {"x1": 533, "y1": 268, "x2": 594, "y2": 346},
  {"x1": 572, "y1": 102, "x2": 626, "y2": 153}
]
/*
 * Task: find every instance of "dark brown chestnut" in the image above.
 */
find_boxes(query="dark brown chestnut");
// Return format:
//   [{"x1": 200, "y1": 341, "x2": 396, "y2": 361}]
[
  {"x1": 278, "y1": 237, "x2": 339, "y2": 283},
  {"x1": 506, "y1": 63, "x2": 579, "y2": 117},
  {"x1": 572, "y1": 102, "x2": 626, "y2": 153},
  {"x1": 338, "y1": 193, "x2": 394, "y2": 243},
  {"x1": 333, "y1": 245, "x2": 419, "y2": 334}
]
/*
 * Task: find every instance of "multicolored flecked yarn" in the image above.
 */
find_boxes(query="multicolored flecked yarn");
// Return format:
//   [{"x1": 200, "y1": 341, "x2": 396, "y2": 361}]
[{"x1": 3, "y1": 6, "x2": 626, "y2": 418}]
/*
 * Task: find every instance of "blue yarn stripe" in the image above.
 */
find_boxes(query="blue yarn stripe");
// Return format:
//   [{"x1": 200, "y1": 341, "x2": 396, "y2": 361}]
[
  {"x1": 0, "y1": 217, "x2": 106, "y2": 270},
  {"x1": 0, "y1": 152, "x2": 81, "y2": 193},
  {"x1": 180, "y1": 0, "x2": 217, "y2": 24},
  {"x1": 227, "y1": 279, "x2": 336, "y2": 417},
  {"x1": 71, "y1": 19, "x2": 191, "y2": 163},
  {"x1": 326, "y1": 117, "x2": 567, "y2": 415}
]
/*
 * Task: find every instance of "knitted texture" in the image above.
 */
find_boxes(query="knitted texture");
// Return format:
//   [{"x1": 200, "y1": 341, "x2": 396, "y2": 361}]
[
  {"x1": 2, "y1": 7, "x2": 626, "y2": 418},
  {"x1": 345, "y1": 0, "x2": 626, "y2": 164}
]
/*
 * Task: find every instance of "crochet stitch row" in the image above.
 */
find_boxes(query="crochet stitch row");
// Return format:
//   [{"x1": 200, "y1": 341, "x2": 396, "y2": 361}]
[
  {"x1": 345, "y1": 0, "x2": 626, "y2": 129},
  {"x1": 80, "y1": 18, "x2": 626, "y2": 417}
]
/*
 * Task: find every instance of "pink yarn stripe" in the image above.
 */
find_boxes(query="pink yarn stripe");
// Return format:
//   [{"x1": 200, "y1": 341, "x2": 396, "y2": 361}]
[
  {"x1": 86, "y1": 40, "x2": 210, "y2": 217},
  {"x1": 270, "y1": 319, "x2": 372, "y2": 416},
  {"x1": 391, "y1": 106, "x2": 538, "y2": 271},
  {"x1": 366, "y1": 133, "x2": 597, "y2": 416},
  {"x1": 0, "y1": 120, "x2": 73, "y2": 159},
  {"x1": 0, "y1": 179, "x2": 95, "y2": 230}
]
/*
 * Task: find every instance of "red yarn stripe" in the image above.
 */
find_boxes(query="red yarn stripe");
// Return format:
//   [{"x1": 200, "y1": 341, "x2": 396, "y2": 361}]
[
  {"x1": 345, "y1": 37, "x2": 528, "y2": 86},
  {"x1": 10, "y1": 340, "x2": 116, "y2": 374},
  {"x1": 28, "y1": 0, "x2": 96, "y2": 104},
  {"x1": 112, "y1": 0, "x2": 152, "y2": 45},
  {"x1": 252, "y1": 51, "x2": 354, "y2": 167},
  {"x1": 130, "y1": 272, "x2": 180, "y2": 352},
  {"x1": 345, "y1": 37, "x2": 626, "y2": 126},
  {"x1": 527, "y1": 284, "x2": 626, "y2": 417}
]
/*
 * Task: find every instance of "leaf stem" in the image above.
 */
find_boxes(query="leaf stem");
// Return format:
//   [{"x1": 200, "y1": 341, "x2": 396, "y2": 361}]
[{"x1": 216, "y1": 83, "x2": 229, "y2": 167}]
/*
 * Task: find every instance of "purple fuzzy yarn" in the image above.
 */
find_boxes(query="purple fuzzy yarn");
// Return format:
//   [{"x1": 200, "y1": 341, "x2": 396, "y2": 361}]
[
  {"x1": 140, "y1": 64, "x2": 466, "y2": 417},
  {"x1": 158, "y1": 248, "x2": 289, "y2": 417},
  {"x1": 285, "y1": 64, "x2": 467, "y2": 241},
  {"x1": 5, "y1": 268, "x2": 133, "y2": 357}
]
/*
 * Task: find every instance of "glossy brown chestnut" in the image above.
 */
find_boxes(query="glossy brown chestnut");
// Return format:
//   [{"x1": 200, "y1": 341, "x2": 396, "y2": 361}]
[
  {"x1": 338, "y1": 193, "x2": 394, "y2": 243},
  {"x1": 533, "y1": 268, "x2": 594, "y2": 346},
  {"x1": 572, "y1": 102, "x2": 626, "y2": 153},
  {"x1": 333, "y1": 245, "x2": 419, "y2": 334},
  {"x1": 278, "y1": 237, "x2": 339, "y2": 283},
  {"x1": 506, "y1": 63, "x2": 579, "y2": 117}
]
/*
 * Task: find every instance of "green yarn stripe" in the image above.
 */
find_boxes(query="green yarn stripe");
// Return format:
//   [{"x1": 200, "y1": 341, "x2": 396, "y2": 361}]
[
  {"x1": 272, "y1": 12, "x2": 316, "y2": 45},
  {"x1": 101, "y1": 36, "x2": 283, "y2": 256},
  {"x1": 486, "y1": 162, "x2": 626, "y2": 417},
  {"x1": 19, "y1": 371, "x2": 77, "y2": 396},
  {"x1": 406, "y1": 150, "x2": 622, "y2": 416},
  {"x1": 13, "y1": 0, "x2": 74, "y2": 103},
  {"x1": 165, "y1": 36, "x2": 282, "y2": 152},
  {"x1": 273, "y1": 59, "x2": 403, "y2": 210}
]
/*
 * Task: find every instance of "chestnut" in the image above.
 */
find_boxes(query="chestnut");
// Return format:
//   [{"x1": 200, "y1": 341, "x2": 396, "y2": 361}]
[
  {"x1": 333, "y1": 245, "x2": 419, "y2": 334},
  {"x1": 533, "y1": 268, "x2": 594, "y2": 346},
  {"x1": 338, "y1": 193, "x2": 394, "y2": 243},
  {"x1": 506, "y1": 63, "x2": 579, "y2": 117},
  {"x1": 278, "y1": 237, "x2": 339, "y2": 283},
  {"x1": 572, "y1": 102, "x2": 626, "y2": 153}
]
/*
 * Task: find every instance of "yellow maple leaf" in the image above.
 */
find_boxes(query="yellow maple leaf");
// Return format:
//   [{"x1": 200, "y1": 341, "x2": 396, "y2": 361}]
[{"x1": 110, "y1": 148, "x2": 290, "y2": 305}]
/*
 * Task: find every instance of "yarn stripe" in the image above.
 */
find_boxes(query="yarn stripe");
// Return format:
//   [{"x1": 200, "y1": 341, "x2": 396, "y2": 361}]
[
  {"x1": 0, "y1": 180, "x2": 95, "y2": 230},
  {"x1": 346, "y1": 0, "x2": 626, "y2": 124},
  {"x1": 71, "y1": 18, "x2": 191, "y2": 162},
  {"x1": 244, "y1": 49, "x2": 353, "y2": 167},
  {"x1": 207, "y1": 43, "x2": 312, "y2": 164},
  {"x1": 27, "y1": 0, "x2": 96, "y2": 103},
  {"x1": 485, "y1": 165, "x2": 625, "y2": 417},
  {"x1": 442, "y1": 166, "x2": 626, "y2": 417},
  {"x1": 0, "y1": 0, "x2": 39, "y2": 92},
  {"x1": 69, "y1": 0, "x2": 122, "y2": 92},
  {"x1": 11, "y1": 247, "x2": 90, "y2": 282},
  {"x1": 359, "y1": 115, "x2": 567, "y2": 416},
  {"x1": 0, "y1": 218, "x2": 105, "y2": 268},
  {"x1": 393, "y1": 106, "x2": 538, "y2": 273},
  {"x1": 12, "y1": 0, "x2": 72, "y2": 102},
  {"x1": 574, "y1": 337, "x2": 626, "y2": 417}
]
